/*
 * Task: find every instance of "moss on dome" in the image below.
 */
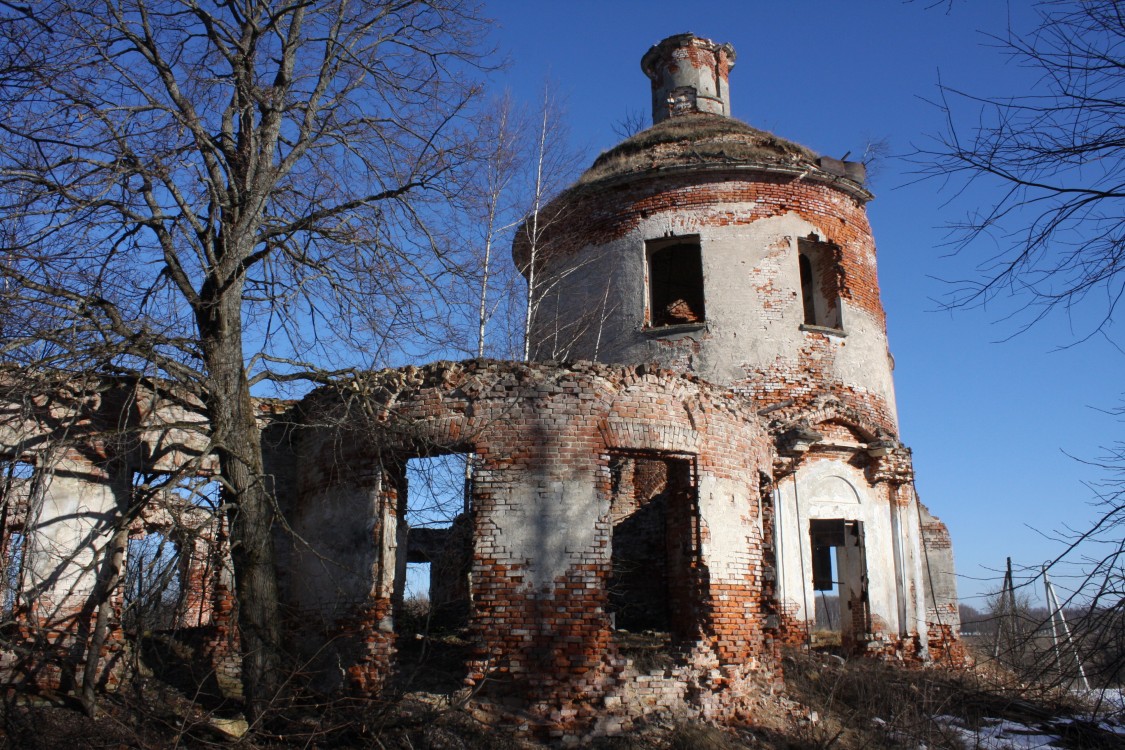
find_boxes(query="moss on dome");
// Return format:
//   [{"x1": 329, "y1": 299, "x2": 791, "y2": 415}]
[{"x1": 578, "y1": 113, "x2": 819, "y2": 186}]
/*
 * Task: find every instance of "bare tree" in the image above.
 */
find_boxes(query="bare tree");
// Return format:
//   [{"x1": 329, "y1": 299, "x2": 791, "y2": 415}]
[
  {"x1": 611, "y1": 108, "x2": 648, "y2": 140},
  {"x1": 518, "y1": 81, "x2": 587, "y2": 361},
  {"x1": 919, "y1": 0, "x2": 1125, "y2": 698},
  {"x1": 0, "y1": 0, "x2": 487, "y2": 717},
  {"x1": 442, "y1": 80, "x2": 586, "y2": 362},
  {"x1": 450, "y1": 91, "x2": 528, "y2": 360},
  {"x1": 917, "y1": 0, "x2": 1125, "y2": 335},
  {"x1": 1035, "y1": 443, "x2": 1125, "y2": 692}
]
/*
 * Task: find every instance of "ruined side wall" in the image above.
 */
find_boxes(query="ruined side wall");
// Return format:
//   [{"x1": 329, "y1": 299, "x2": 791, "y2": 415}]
[
  {"x1": 287, "y1": 422, "x2": 400, "y2": 692},
  {"x1": 526, "y1": 170, "x2": 899, "y2": 435},
  {"x1": 919, "y1": 502, "x2": 961, "y2": 657},
  {"x1": 0, "y1": 379, "x2": 248, "y2": 693},
  {"x1": 286, "y1": 360, "x2": 777, "y2": 728}
]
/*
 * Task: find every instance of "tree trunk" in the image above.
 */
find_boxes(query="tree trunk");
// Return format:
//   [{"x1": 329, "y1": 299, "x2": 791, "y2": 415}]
[
  {"x1": 78, "y1": 453, "x2": 132, "y2": 717},
  {"x1": 80, "y1": 525, "x2": 127, "y2": 717},
  {"x1": 198, "y1": 288, "x2": 283, "y2": 720}
]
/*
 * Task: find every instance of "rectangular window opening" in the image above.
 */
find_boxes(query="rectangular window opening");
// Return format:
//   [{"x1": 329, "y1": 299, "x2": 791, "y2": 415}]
[
  {"x1": 172, "y1": 476, "x2": 223, "y2": 513},
  {"x1": 2, "y1": 460, "x2": 36, "y2": 508},
  {"x1": 397, "y1": 453, "x2": 474, "y2": 618},
  {"x1": 403, "y1": 454, "x2": 472, "y2": 531},
  {"x1": 2, "y1": 532, "x2": 24, "y2": 621},
  {"x1": 403, "y1": 560, "x2": 431, "y2": 617},
  {"x1": 646, "y1": 237, "x2": 705, "y2": 328},
  {"x1": 1, "y1": 461, "x2": 35, "y2": 621},
  {"x1": 798, "y1": 237, "x2": 842, "y2": 330},
  {"x1": 133, "y1": 472, "x2": 222, "y2": 516},
  {"x1": 391, "y1": 451, "x2": 475, "y2": 689},
  {"x1": 608, "y1": 452, "x2": 700, "y2": 667},
  {"x1": 124, "y1": 532, "x2": 183, "y2": 633},
  {"x1": 3, "y1": 460, "x2": 33, "y2": 482},
  {"x1": 128, "y1": 472, "x2": 225, "y2": 635}
]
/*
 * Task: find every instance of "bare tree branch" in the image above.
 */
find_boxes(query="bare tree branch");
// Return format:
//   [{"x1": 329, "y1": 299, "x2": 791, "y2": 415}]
[
  {"x1": 0, "y1": 0, "x2": 490, "y2": 719},
  {"x1": 915, "y1": 1, "x2": 1125, "y2": 336}
]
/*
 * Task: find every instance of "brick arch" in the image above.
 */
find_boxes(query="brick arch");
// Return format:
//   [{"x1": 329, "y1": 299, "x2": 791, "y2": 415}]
[
  {"x1": 767, "y1": 396, "x2": 890, "y2": 445},
  {"x1": 306, "y1": 359, "x2": 742, "y2": 461},
  {"x1": 601, "y1": 382, "x2": 704, "y2": 453}
]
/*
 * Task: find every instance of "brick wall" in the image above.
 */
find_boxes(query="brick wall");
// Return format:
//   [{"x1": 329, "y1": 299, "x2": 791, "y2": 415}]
[
  {"x1": 526, "y1": 170, "x2": 883, "y2": 326},
  {"x1": 288, "y1": 359, "x2": 778, "y2": 733},
  {"x1": 521, "y1": 167, "x2": 900, "y2": 437},
  {"x1": 0, "y1": 355, "x2": 959, "y2": 736}
]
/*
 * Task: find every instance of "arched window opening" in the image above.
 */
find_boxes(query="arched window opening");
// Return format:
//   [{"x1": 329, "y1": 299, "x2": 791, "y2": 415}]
[{"x1": 124, "y1": 532, "x2": 183, "y2": 633}]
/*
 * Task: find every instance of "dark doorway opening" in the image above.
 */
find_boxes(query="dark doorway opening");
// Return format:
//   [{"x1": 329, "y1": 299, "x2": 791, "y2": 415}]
[
  {"x1": 608, "y1": 452, "x2": 701, "y2": 668},
  {"x1": 809, "y1": 518, "x2": 870, "y2": 650}
]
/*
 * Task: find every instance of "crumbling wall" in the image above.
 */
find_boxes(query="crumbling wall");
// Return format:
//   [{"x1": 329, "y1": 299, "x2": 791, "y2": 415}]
[
  {"x1": 520, "y1": 171, "x2": 899, "y2": 437},
  {"x1": 284, "y1": 359, "x2": 777, "y2": 733},
  {"x1": 919, "y1": 502, "x2": 961, "y2": 659},
  {"x1": 0, "y1": 359, "x2": 959, "y2": 735},
  {"x1": 0, "y1": 378, "x2": 246, "y2": 693}
]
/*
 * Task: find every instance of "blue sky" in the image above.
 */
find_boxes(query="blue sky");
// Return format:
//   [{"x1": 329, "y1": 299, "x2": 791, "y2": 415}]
[{"x1": 480, "y1": 1, "x2": 1124, "y2": 605}]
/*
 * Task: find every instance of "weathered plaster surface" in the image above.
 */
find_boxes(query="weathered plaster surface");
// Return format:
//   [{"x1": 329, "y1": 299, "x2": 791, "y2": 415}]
[{"x1": 0, "y1": 32, "x2": 961, "y2": 739}]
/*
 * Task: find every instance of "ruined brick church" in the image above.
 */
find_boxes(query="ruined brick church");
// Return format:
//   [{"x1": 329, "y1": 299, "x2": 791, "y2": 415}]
[{"x1": 0, "y1": 34, "x2": 957, "y2": 733}]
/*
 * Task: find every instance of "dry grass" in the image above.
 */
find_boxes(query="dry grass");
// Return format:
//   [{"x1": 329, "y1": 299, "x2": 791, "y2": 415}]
[
  {"x1": 578, "y1": 113, "x2": 818, "y2": 185},
  {"x1": 4, "y1": 640, "x2": 1124, "y2": 748},
  {"x1": 777, "y1": 648, "x2": 1122, "y2": 750}
]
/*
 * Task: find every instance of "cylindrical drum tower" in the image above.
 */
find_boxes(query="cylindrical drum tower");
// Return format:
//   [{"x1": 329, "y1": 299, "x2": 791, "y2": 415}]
[{"x1": 517, "y1": 33, "x2": 897, "y2": 435}]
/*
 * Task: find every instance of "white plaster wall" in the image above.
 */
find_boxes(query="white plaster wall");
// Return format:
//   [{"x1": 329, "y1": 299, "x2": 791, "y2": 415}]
[
  {"x1": 24, "y1": 459, "x2": 116, "y2": 619},
  {"x1": 0, "y1": 410, "x2": 45, "y2": 458},
  {"x1": 533, "y1": 206, "x2": 899, "y2": 427},
  {"x1": 774, "y1": 458, "x2": 904, "y2": 635},
  {"x1": 896, "y1": 487, "x2": 929, "y2": 647},
  {"x1": 698, "y1": 475, "x2": 759, "y2": 584},
  {"x1": 289, "y1": 479, "x2": 383, "y2": 620},
  {"x1": 0, "y1": 391, "x2": 215, "y2": 473},
  {"x1": 486, "y1": 473, "x2": 604, "y2": 592},
  {"x1": 141, "y1": 400, "x2": 215, "y2": 473}
]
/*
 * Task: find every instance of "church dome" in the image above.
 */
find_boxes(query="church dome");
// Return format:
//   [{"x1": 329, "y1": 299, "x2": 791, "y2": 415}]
[{"x1": 578, "y1": 112, "x2": 820, "y2": 187}]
